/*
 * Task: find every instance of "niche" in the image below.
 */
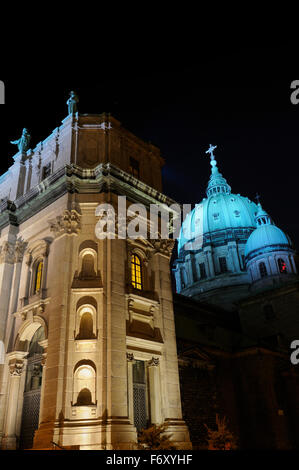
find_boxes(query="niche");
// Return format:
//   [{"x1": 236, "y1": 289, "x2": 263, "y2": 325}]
[{"x1": 73, "y1": 361, "x2": 96, "y2": 406}]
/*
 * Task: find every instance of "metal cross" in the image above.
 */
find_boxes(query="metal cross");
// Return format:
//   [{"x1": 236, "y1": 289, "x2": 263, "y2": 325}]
[{"x1": 205, "y1": 144, "x2": 217, "y2": 161}]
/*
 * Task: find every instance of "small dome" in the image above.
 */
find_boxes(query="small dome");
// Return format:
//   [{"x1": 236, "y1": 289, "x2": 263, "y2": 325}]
[
  {"x1": 245, "y1": 224, "x2": 291, "y2": 257},
  {"x1": 244, "y1": 204, "x2": 292, "y2": 258}
]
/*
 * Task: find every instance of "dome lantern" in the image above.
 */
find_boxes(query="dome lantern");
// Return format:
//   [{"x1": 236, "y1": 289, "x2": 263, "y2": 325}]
[{"x1": 205, "y1": 144, "x2": 231, "y2": 197}]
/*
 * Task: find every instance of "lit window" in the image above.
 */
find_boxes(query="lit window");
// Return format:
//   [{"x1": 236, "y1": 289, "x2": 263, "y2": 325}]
[
  {"x1": 259, "y1": 262, "x2": 268, "y2": 278},
  {"x1": 35, "y1": 260, "x2": 43, "y2": 293},
  {"x1": 278, "y1": 258, "x2": 287, "y2": 274},
  {"x1": 131, "y1": 254, "x2": 142, "y2": 290}
]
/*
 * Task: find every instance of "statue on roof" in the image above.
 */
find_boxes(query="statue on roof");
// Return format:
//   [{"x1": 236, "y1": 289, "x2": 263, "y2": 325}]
[
  {"x1": 67, "y1": 91, "x2": 79, "y2": 114},
  {"x1": 10, "y1": 128, "x2": 31, "y2": 153}
]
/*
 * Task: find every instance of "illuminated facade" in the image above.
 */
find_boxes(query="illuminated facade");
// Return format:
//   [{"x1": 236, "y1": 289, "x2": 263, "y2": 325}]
[{"x1": 0, "y1": 109, "x2": 190, "y2": 449}]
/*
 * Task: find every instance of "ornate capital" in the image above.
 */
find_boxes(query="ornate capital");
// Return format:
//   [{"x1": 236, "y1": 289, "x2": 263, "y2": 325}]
[
  {"x1": 0, "y1": 241, "x2": 15, "y2": 264},
  {"x1": 48, "y1": 209, "x2": 81, "y2": 238},
  {"x1": 151, "y1": 239, "x2": 175, "y2": 257},
  {"x1": 15, "y1": 240, "x2": 27, "y2": 263},
  {"x1": 126, "y1": 352, "x2": 134, "y2": 362},
  {"x1": 148, "y1": 356, "x2": 159, "y2": 367},
  {"x1": 38, "y1": 339, "x2": 48, "y2": 367},
  {"x1": 9, "y1": 359, "x2": 25, "y2": 376}
]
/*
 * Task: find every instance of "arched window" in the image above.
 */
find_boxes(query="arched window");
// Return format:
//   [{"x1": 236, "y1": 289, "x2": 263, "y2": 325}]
[
  {"x1": 34, "y1": 260, "x2": 43, "y2": 293},
  {"x1": 73, "y1": 364, "x2": 96, "y2": 406},
  {"x1": 78, "y1": 312, "x2": 95, "y2": 339},
  {"x1": 259, "y1": 262, "x2": 268, "y2": 278},
  {"x1": 278, "y1": 258, "x2": 287, "y2": 274},
  {"x1": 131, "y1": 254, "x2": 142, "y2": 290},
  {"x1": 80, "y1": 254, "x2": 96, "y2": 278},
  {"x1": 76, "y1": 388, "x2": 92, "y2": 406}
]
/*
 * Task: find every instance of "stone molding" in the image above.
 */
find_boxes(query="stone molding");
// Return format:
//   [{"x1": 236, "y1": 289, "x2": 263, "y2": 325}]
[{"x1": 48, "y1": 209, "x2": 81, "y2": 238}]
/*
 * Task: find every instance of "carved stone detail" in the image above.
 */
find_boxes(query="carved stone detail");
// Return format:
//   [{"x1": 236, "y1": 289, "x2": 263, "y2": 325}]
[
  {"x1": 0, "y1": 241, "x2": 15, "y2": 264},
  {"x1": 25, "y1": 239, "x2": 50, "y2": 267},
  {"x1": 9, "y1": 359, "x2": 25, "y2": 376},
  {"x1": 14, "y1": 240, "x2": 27, "y2": 263},
  {"x1": 48, "y1": 210, "x2": 81, "y2": 238},
  {"x1": 151, "y1": 239, "x2": 175, "y2": 257},
  {"x1": 126, "y1": 352, "x2": 134, "y2": 362},
  {"x1": 148, "y1": 357, "x2": 159, "y2": 367}
]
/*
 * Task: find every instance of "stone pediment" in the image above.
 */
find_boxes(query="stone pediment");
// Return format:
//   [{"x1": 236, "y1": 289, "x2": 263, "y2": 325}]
[{"x1": 178, "y1": 342, "x2": 216, "y2": 369}]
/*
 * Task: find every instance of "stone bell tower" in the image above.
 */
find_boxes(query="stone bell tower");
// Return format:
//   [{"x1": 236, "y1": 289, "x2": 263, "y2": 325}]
[{"x1": 0, "y1": 95, "x2": 191, "y2": 449}]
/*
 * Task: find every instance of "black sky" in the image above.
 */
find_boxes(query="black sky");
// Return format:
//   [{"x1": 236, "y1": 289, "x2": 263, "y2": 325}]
[{"x1": 1, "y1": 37, "x2": 299, "y2": 247}]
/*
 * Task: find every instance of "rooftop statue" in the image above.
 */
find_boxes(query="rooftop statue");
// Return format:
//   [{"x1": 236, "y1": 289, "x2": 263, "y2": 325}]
[
  {"x1": 67, "y1": 91, "x2": 79, "y2": 114},
  {"x1": 10, "y1": 128, "x2": 31, "y2": 153}
]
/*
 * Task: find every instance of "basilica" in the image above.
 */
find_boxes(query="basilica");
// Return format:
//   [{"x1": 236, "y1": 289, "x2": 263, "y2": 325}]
[{"x1": 0, "y1": 95, "x2": 298, "y2": 450}]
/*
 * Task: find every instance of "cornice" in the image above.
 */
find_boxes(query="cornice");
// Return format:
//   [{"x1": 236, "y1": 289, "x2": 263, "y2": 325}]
[{"x1": 0, "y1": 164, "x2": 179, "y2": 231}]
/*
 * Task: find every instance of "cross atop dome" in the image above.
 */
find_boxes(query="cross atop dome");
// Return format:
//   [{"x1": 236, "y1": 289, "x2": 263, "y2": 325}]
[
  {"x1": 255, "y1": 193, "x2": 261, "y2": 204},
  {"x1": 205, "y1": 144, "x2": 217, "y2": 161}
]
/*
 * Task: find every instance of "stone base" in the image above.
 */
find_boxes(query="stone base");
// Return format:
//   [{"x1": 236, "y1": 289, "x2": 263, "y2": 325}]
[
  {"x1": 32, "y1": 418, "x2": 191, "y2": 450},
  {"x1": 34, "y1": 418, "x2": 138, "y2": 450},
  {"x1": 164, "y1": 419, "x2": 192, "y2": 450},
  {"x1": 32, "y1": 421, "x2": 56, "y2": 449},
  {"x1": 1, "y1": 435, "x2": 17, "y2": 450}
]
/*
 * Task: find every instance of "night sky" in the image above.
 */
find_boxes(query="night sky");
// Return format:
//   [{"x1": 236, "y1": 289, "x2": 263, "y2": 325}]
[{"x1": 1, "y1": 38, "x2": 299, "y2": 247}]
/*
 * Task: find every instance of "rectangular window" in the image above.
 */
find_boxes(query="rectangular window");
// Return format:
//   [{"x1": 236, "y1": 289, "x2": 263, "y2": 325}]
[
  {"x1": 199, "y1": 262, "x2": 207, "y2": 279},
  {"x1": 42, "y1": 162, "x2": 51, "y2": 180},
  {"x1": 129, "y1": 157, "x2": 140, "y2": 179},
  {"x1": 219, "y1": 257, "x2": 228, "y2": 273},
  {"x1": 133, "y1": 360, "x2": 148, "y2": 431}
]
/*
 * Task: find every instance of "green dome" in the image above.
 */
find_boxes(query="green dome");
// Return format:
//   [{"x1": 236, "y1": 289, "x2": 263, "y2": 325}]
[
  {"x1": 244, "y1": 204, "x2": 292, "y2": 258},
  {"x1": 178, "y1": 149, "x2": 258, "y2": 253},
  {"x1": 178, "y1": 192, "x2": 258, "y2": 253}
]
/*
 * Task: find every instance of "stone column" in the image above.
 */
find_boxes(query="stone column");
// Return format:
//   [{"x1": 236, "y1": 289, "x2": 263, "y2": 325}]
[
  {"x1": 185, "y1": 254, "x2": 194, "y2": 284},
  {"x1": 148, "y1": 357, "x2": 162, "y2": 424},
  {"x1": 18, "y1": 253, "x2": 32, "y2": 304},
  {"x1": 205, "y1": 247, "x2": 215, "y2": 277},
  {"x1": 0, "y1": 241, "x2": 16, "y2": 342},
  {"x1": 38, "y1": 339, "x2": 48, "y2": 426},
  {"x1": 284, "y1": 256, "x2": 293, "y2": 274},
  {"x1": 228, "y1": 242, "x2": 239, "y2": 272},
  {"x1": 15, "y1": 153, "x2": 28, "y2": 199},
  {"x1": 4, "y1": 241, "x2": 27, "y2": 346},
  {"x1": 126, "y1": 353, "x2": 134, "y2": 425},
  {"x1": 174, "y1": 266, "x2": 181, "y2": 293},
  {"x1": 265, "y1": 257, "x2": 273, "y2": 276},
  {"x1": 1, "y1": 352, "x2": 27, "y2": 449}
]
